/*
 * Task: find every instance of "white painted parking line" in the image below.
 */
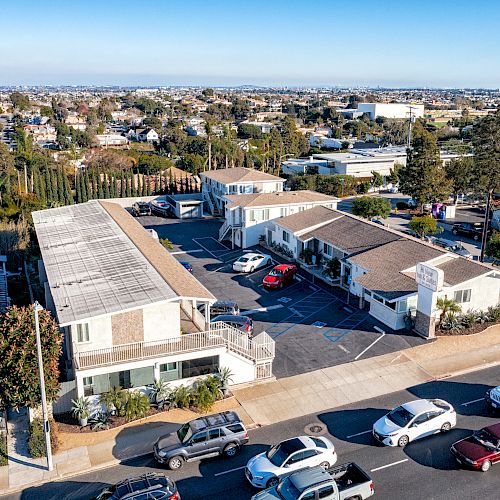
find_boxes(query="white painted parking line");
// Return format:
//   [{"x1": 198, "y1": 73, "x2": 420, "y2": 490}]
[
  {"x1": 193, "y1": 238, "x2": 219, "y2": 259},
  {"x1": 374, "y1": 326, "x2": 385, "y2": 334},
  {"x1": 170, "y1": 249, "x2": 204, "y2": 255},
  {"x1": 240, "y1": 305, "x2": 284, "y2": 316},
  {"x1": 338, "y1": 345, "x2": 350, "y2": 354},
  {"x1": 344, "y1": 306, "x2": 353, "y2": 313},
  {"x1": 288, "y1": 307, "x2": 304, "y2": 318},
  {"x1": 370, "y1": 459, "x2": 408, "y2": 472},
  {"x1": 214, "y1": 465, "x2": 246, "y2": 477},
  {"x1": 461, "y1": 397, "x2": 485, "y2": 406},
  {"x1": 354, "y1": 332, "x2": 386, "y2": 361},
  {"x1": 346, "y1": 429, "x2": 372, "y2": 439}
]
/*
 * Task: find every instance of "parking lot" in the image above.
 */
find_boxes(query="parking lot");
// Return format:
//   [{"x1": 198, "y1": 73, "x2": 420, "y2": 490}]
[{"x1": 140, "y1": 216, "x2": 425, "y2": 378}]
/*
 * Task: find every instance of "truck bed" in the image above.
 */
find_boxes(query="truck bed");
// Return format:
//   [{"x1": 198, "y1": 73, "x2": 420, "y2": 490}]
[{"x1": 326, "y1": 462, "x2": 372, "y2": 492}]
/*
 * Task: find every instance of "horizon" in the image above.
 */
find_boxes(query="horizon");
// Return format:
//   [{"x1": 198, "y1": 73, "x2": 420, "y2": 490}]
[{"x1": 1, "y1": 0, "x2": 499, "y2": 88}]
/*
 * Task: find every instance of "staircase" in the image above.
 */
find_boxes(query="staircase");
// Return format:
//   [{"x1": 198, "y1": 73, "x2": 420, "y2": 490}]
[{"x1": 204, "y1": 191, "x2": 221, "y2": 216}]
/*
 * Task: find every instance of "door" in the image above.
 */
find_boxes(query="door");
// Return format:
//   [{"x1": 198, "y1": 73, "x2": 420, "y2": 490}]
[
  {"x1": 408, "y1": 413, "x2": 432, "y2": 441},
  {"x1": 206, "y1": 428, "x2": 225, "y2": 455},
  {"x1": 188, "y1": 431, "x2": 209, "y2": 458}
]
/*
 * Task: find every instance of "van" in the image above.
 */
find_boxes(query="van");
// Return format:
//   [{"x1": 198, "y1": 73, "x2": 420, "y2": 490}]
[{"x1": 210, "y1": 300, "x2": 240, "y2": 317}]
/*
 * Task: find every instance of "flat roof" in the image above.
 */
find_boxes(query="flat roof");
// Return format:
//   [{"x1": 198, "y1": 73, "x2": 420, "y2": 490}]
[{"x1": 225, "y1": 190, "x2": 338, "y2": 208}]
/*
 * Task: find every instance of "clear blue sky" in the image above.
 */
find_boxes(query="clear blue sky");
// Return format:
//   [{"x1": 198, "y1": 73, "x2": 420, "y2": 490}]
[{"x1": 1, "y1": 0, "x2": 499, "y2": 87}]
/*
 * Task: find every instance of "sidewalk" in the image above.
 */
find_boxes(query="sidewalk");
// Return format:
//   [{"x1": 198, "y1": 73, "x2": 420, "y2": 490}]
[{"x1": 1, "y1": 326, "x2": 499, "y2": 496}]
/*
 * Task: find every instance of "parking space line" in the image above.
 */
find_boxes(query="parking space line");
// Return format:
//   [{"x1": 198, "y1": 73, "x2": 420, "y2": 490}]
[
  {"x1": 354, "y1": 332, "x2": 386, "y2": 361},
  {"x1": 214, "y1": 465, "x2": 246, "y2": 477},
  {"x1": 240, "y1": 305, "x2": 284, "y2": 316},
  {"x1": 346, "y1": 429, "x2": 372, "y2": 439},
  {"x1": 370, "y1": 459, "x2": 408, "y2": 472},
  {"x1": 171, "y1": 249, "x2": 204, "y2": 255},
  {"x1": 461, "y1": 397, "x2": 485, "y2": 406},
  {"x1": 193, "y1": 238, "x2": 220, "y2": 259}
]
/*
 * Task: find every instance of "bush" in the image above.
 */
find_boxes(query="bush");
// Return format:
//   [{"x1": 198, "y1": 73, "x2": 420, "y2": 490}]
[
  {"x1": 323, "y1": 257, "x2": 341, "y2": 279},
  {"x1": 487, "y1": 306, "x2": 500, "y2": 322},
  {"x1": 100, "y1": 386, "x2": 128, "y2": 416},
  {"x1": 0, "y1": 434, "x2": 7, "y2": 466},
  {"x1": 28, "y1": 417, "x2": 59, "y2": 458},
  {"x1": 124, "y1": 392, "x2": 151, "y2": 422},
  {"x1": 396, "y1": 201, "x2": 409, "y2": 210},
  {"x1": 170, "y1": 385, "x2": 191, "y2": 409}
]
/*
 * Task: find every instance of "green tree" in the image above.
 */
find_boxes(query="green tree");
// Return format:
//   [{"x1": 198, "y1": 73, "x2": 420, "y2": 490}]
[
  {"x1": 97, "y1": 172, "x2": 104, "y2": 199},
  {"x1": 104, "y1": 174, "x2": 110, "y2": 199},
  {"x1": 445, "y1": 156, "x2": 474, "y2": 203},
  {"x1": 9, "y1": 92, "x2": 30, "y2": 110},
  {"x1": 125, "y1": 171, "x2": 131, "y2": 197},
  {"x1": 436, "y1": 297, "x2": 461, "y2": 324},
  {"x1": 409, "y1": 215, "x2": 443, "y2": 239},
  {"x1": 76, "y1": 173, "x2": 82, "y2": 203},
  {"x1": 371, "y1": 171, "x2": 383, "y2": 188},
  {"x1": 388, "y1": 163, "x2": 402, "y2": 185},
  {"x1": 0, "y1": 305, "x2": 62, "y2": 408},
  {"x1": 352, "y1": 196, "x2": 391, "y2": 219},
  {"x1": 0, "y1": 143, "x2": 16, "y2": 199},
  {"x1": 398, "y1": 122, "x2": 451, "y2": 208},
  {"x1": 486, "y1": 231, "x2": 500, "y2": 262},
  {"x1": 238, "y1": 123, "x2": 263, "y2": 140}
]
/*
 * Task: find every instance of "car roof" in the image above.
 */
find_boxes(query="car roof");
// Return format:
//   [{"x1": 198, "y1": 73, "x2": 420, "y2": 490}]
[
  {"x1": 273, "y1": 264, "x2": 294, "y2": 270},
  {"x1": 189, "y1": 411, "x2": 241, "y2": 432},
  {"x1": 112, "y1": 473, "x2": 174, "y2": 499},
  {"x1": 239, "y1": 252, "x2": 262, "y2": 259},
  {"x1": 211, "y1": 314, "x2": 247, "y2": 323},
  {"x1": 485, "y1": 422, "x2": 500, "y2": 439},
  {"x1": 277, "y1": 436, "x2": 310, "y2": 456},
  {"x1": 401, "y1": 399, "x2": 439, "y2": 415},
  {"x1": 289, "y1": 466, "x2": 331, "y2": 492},
  {"x1": 212, "y1": 299, "x2": 238, "y2": 307}
]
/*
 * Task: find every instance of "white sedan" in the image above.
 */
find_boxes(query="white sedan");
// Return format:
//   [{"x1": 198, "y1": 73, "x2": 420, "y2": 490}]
[
  {"x1": 245, "y1": 436, "x2": 337, "y2": 489},
  {"x1": 233, "y1": 253, "x2": 272, "y2": 273},
  {"x1": 373, "y1": 398, "x2": 456, "y2": 447}
]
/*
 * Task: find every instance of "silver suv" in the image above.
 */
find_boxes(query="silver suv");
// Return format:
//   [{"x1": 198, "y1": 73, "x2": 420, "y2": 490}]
[
  {"x1": 154, "y1": 411, "x2": 248, "y2": 470},
  {"x1": 95, "y1": 473, "x2": 180, "y2": 500}
]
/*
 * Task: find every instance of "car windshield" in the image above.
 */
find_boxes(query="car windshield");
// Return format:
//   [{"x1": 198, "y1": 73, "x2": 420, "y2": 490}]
[
  {"x1": 177, "y1": 423, "x2": 193, "y2": 443},
  {"x1": 269, "y1": 269, "x2": 283, "y2": 276},
  {"x1": 276, "y1": 476, "x2": 301, "y2": 499},
  {"x1": 473, "y1": 430, "x2": 497, "y2": 450},
  {"x1": 387, "y1": 406, "x2": 414, "y2": 427},
  {"x1": 266, "y1": 443, "x2": 289, "y2": 467},
  {"x1": 238, "y1": 257, "x2": 250, "y2": 263}
]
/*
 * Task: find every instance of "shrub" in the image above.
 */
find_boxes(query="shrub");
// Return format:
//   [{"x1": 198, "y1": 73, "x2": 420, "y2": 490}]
[
  {"x1": 170, "y1": 385, "x2": 191, "y2": 409},
  {"x1": 440, "y1": 312, "x2": 464, "y2": 332},
  {"x1": 0, "y1": 435, "x2": 7, "y2": 467},
  {"x1": 28, "y1": 417, "x2": 59, "y2": 458},
  {"x1": 89, "y1": 412, "x2": 111, "y2": 431},
  {"x1": 460, "y1": 312, "x2": 477, "y2": 329},
  {"x1": 124, "y1": 392, "x2": 151, "y2": 422},
  {"x1": 323, "y1": 257, "x2": 341, "y2": 279},
  {"x1": 475, "y1": 310, "x2": 491, "y2": 324},
  {"x1": 190, "y1": 377, "x2": 218, "y2": 413},
  {"x1": 100, "y1": 386, "x2": 127, "y2": 416},
  {"x1": 487, "y1": 306, "x2": 500, "y2": 322}
]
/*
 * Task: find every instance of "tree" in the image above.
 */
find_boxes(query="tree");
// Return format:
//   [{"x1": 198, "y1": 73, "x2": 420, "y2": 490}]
[
  {"x1": 0, "y1": 305, "x2": 63, "y2": 408},
  {"x1": 436, "y1": 297, "x2": 461, "y2": 325},
  {"x1": 486, "y1": 231, "x2": 500, "y2": 263},
  {"x1": 238, "y1": 123, "x2": 263, "y2": 140},
  {"x1": 10, "y1": 92, "x2": 30, "y2": 110},
  {"x1": 398, "y1": 122, "x2": 451, "y2": 208},
  {"x1": 202, "y1": 88, "x2": 214, "y2": 97},
  {"x1": 352, "y1": 196, "x2": 391, "y2": 220},
  {"x1": 388, "y1": 163, "x2": 402, "y2": 185},
  {"x1": 445, "y1": 156, "x2": 474, "y2": 203},
  {"x1": 409, "y1": 215, "x2": 443, "y2": 239},
  {"x1": 371, "y1": 171, "x2": 383, "y2": 189}
]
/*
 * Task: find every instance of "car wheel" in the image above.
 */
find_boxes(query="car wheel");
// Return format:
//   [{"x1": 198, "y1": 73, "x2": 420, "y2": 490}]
[
  {"x1": 168, "y1": 456, "x2": 183, "y2": 470},
  {"x1": 223, "y1": 443, "x2": 239, "y2": 457},
  {"x1": 266, "y1": 477, "x2": 279, "y2": 489},
  {"x1": 398, "y1": 435, "x2": 409, "y2": 447},
  {"x1": 452, "y1": 229, "x2": 458, "y2": 235},
  {"x1": 481, "y1": 460, "x2": 491, "y2": 472},
  {"x1": 249, "y1": 267, "x2": 255, "y2": 273},
  {"x1": 319, "y1": 461, "x2": 330, "y2": 470},
  {"x1": 441, "y1": 422, "x2": 451, "y2": 433}
]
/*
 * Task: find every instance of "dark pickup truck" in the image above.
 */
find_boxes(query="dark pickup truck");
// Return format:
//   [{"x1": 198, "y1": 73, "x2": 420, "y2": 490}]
[{"x1": 452, "y1": 222, "x2": 483, "y2": 241}]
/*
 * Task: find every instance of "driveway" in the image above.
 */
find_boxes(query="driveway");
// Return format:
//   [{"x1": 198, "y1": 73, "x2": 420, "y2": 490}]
[{"x1": 140, "y1": 216, "x2": 425, "y2": 378}]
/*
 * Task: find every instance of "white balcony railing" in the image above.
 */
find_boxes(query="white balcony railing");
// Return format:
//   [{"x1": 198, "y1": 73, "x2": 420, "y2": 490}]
[{"x1": 73, "y1": 322, "x2": 275, "y2": 370}]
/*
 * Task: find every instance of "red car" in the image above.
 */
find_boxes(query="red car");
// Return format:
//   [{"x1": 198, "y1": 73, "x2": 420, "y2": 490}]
[
  {"x1": 451, "y1": 422, "x2": 500, "y2": 472},
  {"x1": 262, "y1": 264, "x2": 297, "y2": 289}
]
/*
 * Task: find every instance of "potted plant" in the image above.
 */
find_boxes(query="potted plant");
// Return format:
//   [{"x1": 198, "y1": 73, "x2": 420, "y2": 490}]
[
  {"x1": 216, "y1": 367, "x2": 234, "y2": 398},
  {"x1": 71, "y1": 396, "x2": 91, "y2": 427}
]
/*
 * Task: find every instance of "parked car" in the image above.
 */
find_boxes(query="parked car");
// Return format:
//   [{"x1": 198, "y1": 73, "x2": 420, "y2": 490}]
[
  {"x1": 95, "y1": 472, "x2": 180, "y2": 500},
  {"x1": 150, "y1": 199, "x2": 173, "y2": 218},
  {"x1": 430, "y1": 238, "x2": 473, "y2": 259},
  {"x1": 211, "y1": 314, "x2": 254, "y2": 336},
  {"x1": 132, "y1": 201, "x2": 152, "y2": 217},
  {"x1": 251, "y1": 463, "x2": 374, "y2": 500},
  {"x1": 179, "y1": 261, "x2": 193, "y2": 273},
  {"x1": 372, "y1": 398, "x2": 456, "y2": 447},
  {"x1": 262, "y1": 264, "x2": 297, "y2": 290},
  {"x1": 210, "y1": 300, "x2": 240, "y2": 317},
  {"x1": 245, "y1": 436, "x2": 337, "y2": 489},
  {"x1": 486, "y1": 386, "x2": 500, "y2": 411},
  {"x1": 451, "y1": 422, "x2": 500, "y2": 472},
  {"x1": 452, "y1": 222, "x2": 484, "y2": 241},
  {"x1": 154, "y1": 411, "x2": 248, "y2": 470},
  {"x1": 233, "y1": 253, "x2": 272, "y2": 273}
]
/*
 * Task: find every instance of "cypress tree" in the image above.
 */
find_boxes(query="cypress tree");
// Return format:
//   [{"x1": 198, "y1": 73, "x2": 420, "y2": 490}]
[
  {"x1": 113, "y1": 175, "x2": 118, "y2": 198},
  {"x1": 76, "y1": 173, "x2": 82, "y2": 203},
  {"x1": 51, "y1": 169, "x2": 58, "y2": 203},
  {"x1": 125, "y1": 171, "x2": 132, "y2": 197},
  {"x1": 172, "y1": 175, "x2": 178, "y2": 194},
  {"x1": 57, "y1": 168, "x2": 65, "y2": 204},
  {"x1": 63, "y1": 171, "x2": 73, "y2": 204},
  {"x1": 33, "y1": 167, "x2": 41, "y2": 199},
  {"x1": 104, "y1": 174, "x2": 110, "y2": 198},
  {"x1": 140, "y1": 174, "x2": 146, "y2": 196},
  {"x1": 154, "y1": 174, "x2": 159, "y2": 194},
  {"x1": 84, "y1": 169, "x2": 91, "y2": 201},
  {"x1": 119, "y1": 171, "x2": 125, "y2": 197},
  {"x1": 91, "y1": 171, "x2": 98, "y2": 199},
  {"x1": 159, "y1": 170, "x2": 164, "y2": 194},
  {"x1": 81, "y1": 170, "x2": 88, "y2": 202},
  {"x1": 40, "y1": 170, "x2": 47, "y2": 203},
  {"x1": 97, "y1": 171, "x2": 104, "y2": 199},
  {"x1": 146, "y1": 173, "x2": 151, "y2": 196},
  {"x1": 44, "y1": 169, "x2": 53, "y2": 203}
]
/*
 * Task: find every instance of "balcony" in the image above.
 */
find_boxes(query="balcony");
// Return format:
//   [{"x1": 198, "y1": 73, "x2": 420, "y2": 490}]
[{"x1": 73, "y1": 322, "x2": 275, "y2": 370}]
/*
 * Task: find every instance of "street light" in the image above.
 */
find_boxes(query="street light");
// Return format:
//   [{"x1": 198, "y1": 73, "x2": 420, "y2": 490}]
[{"x1": 34, "y1": 301, "x2": 53, "y2": 471}]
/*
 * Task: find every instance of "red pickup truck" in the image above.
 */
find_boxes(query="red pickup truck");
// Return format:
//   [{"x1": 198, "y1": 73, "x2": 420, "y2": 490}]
[{"x1": 262, "y1": 264, "x2": 297, "y2": 290}]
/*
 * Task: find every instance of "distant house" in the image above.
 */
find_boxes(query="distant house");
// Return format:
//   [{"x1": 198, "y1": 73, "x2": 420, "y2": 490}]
[
  {"x1": 23, "y1": 124, "x2": 57, "y2": 144},
  {"x1": 96, "y1": 134, "x2": 129, "y2": 147},
  {"x1": 128, "y1": 128, "x2": 159, "y2": 143}
]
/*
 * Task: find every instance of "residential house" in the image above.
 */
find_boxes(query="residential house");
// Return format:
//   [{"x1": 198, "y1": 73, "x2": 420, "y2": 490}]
[
  {"x1": 270, "y1": 206, "x2": 499, "y2": 337},
  {"x1": 128, "y1": 128, "x2": 159, "y2": 143},
  {"x1": 200, "y1": 167, "x2": 285, "y2": 216},
  {"x1": 23, "y1": 124, "x2": 57, "y2": 145},
  {"x1": 33, "y1": 200, "x2": 275, "y2": 407},
  {"x1": 96, "y1": 134, "x2": 129, "y2": 147}
]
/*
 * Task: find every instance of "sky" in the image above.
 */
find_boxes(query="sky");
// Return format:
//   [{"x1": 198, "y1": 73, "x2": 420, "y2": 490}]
[{"x1": 1, "y1": 0, "x2": 499, "y2": 88}]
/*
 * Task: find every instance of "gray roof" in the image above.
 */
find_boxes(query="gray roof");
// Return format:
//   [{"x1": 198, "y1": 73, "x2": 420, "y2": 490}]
[
  {"x1": 225, "y1": 190, "x2": 337, "y2": 208},
  {"x1": 274, "y1": 205, "x2": 341, "y2": 233},
  {"x1": 435, "y1": 257, "x2": 492, "y2": 286},
  {"x1": 200, "y1": 167, "x2": 283, "y2": 184},
  {"x1": 33, "y1": 201, "x2": 180, "y2": 326}
]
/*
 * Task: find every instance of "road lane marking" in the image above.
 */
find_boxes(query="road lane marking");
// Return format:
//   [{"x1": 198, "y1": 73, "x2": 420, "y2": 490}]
[
  {"x1": 214, "y1": 465, "x2": 246, "y2": 477},
  {"x1": 354, "y1": 332, "x2": 386, "y2": 361},
  {"x1": 171, "y1": 249, "x2": 204, "y2": 255},
  {"x1": 461, "y1": 397, "x2": 485, "y2": 406},
  {"x1": 370, "y1": 459, "x2": 408, "y2": 472},
  {"x1": 240, "y1": 305, "x2": 284, "y2": 315},
  {"x1": 346, "y1": 429, "x2": 372, "y2": 438}
]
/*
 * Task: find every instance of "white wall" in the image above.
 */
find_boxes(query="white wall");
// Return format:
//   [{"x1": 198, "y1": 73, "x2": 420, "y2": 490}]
[
  {"x1": 219, "y1": 351, "x2": 257, "y2": 385},
  {"x1": 74, "y1": 315, "x2": 113, "y2": 353},
  {"x1": 369, "y1": 299, "x2": 405, "y2": 330},
  {"x1": 357, "y1": 103, "x2": 425, "y2": 120},
  {"x1": 339, "y1": 159, "x2": 399, "y2": 177},
  {"x1": 143, "y1": 301, "x2": 181, "y2": 341}
]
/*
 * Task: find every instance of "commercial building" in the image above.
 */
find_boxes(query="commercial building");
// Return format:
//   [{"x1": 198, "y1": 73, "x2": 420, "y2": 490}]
[{"x1": 356, "y1": 103, "x2": 425, "y2": 120}]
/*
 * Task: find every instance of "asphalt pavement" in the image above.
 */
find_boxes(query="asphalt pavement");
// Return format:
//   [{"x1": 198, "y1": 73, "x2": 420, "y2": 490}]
[{"x1": 6, "y1": 365, "x2": 499, "y2": 500}]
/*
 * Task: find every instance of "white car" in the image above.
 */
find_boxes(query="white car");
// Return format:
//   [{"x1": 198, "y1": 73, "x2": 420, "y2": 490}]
[
  {"x1": 233, "y1": 253, "x2": 272, "y2": 273},
  {"x1": 245, "y1": 436, "x2": 337, "y2": 489},
  {"x1": 373, "y1": 398, "x2": 456, "y2": 447}
]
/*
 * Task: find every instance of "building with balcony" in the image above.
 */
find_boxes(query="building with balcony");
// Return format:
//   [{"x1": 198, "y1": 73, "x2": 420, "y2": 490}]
[
  {"x1": 33, "y1": 200, "x2": 275, "y2": 406},
  {"x1": 270, "y1": 206, "x2": 499, "y2": 337}
]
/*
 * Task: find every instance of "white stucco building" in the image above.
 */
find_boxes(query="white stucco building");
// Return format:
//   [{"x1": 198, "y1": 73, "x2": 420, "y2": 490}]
[
  {"x1": 33, "y1": 200, "x2": 275, "y2": 407},
  {"x1": 356, "y1": 103, "x2": 425, "y2": 120}
]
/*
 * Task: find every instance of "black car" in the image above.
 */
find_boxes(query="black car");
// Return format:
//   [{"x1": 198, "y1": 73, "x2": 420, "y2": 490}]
[
  {"x1": 96, "y1": 472, "x2": 180, "y2": 500},
  {"x1": 132, "y1": 201, "x2": 152, "y2": 216},
  {"x1": 179, "y1": 261, "x2": 193, "y2": 273},
  {"x1": 452, "y1": 222, "x2": 483, "y2": 241},
  {"x1": 211, "y1": 314, "x2": 254, "y2": 335},
  {"x1": 154, "y1": 411, "x2": 248, "y2": 470}
]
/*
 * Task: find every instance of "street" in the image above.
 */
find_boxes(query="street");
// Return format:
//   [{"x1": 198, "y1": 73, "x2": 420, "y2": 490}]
[{"x1": 6, "y1": 365, "x2": 499, "y2": 500}]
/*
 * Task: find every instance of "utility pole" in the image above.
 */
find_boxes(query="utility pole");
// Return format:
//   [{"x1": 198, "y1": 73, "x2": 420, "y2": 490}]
[
  {"x1": 34, "y1": 301, "x2": 53, "y2": 471},
  {"x1": 480, "y1": 191, "x2": 492, "y2": 263},
  {"x1": 406, "y1": 105, "x2": 417, "y2": 148}
]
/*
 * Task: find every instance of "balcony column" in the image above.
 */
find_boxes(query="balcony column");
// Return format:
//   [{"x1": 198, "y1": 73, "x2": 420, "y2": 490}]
[
  {"x1": 204, "y1": 302, "x2": 211, "y2": 330},
  {"x1": 76, "y1": 375, "x2": 85, "y2": 399},
  {"x1": 153, "y1": 362, "x2": 161, "y2": 382}
]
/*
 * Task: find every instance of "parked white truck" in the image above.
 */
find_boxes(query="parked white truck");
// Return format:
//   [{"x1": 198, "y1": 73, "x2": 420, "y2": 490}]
[{"x1": 251, "y1": 463, "x2": 374, "y2": 500}]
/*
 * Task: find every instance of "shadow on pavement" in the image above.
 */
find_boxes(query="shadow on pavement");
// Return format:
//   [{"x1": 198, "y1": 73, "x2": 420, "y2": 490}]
[{"x1": 19, "y1": 480, "x2": 109, "y2": 500}]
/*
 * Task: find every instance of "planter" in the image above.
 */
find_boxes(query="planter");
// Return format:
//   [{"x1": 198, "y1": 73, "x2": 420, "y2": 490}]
[{"x1": 78, "y1": 417, "x2": 88, "y2": 427}]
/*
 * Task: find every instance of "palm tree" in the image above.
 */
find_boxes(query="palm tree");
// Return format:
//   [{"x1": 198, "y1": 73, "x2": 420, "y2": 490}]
[{"x1": 436, "y1": 297, "x2": 461, "y2": 324}]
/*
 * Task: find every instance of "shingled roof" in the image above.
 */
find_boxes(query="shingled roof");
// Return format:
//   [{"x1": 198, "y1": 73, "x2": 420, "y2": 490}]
[
  {"x1": 273, "y1": 205, "x2": 341, "y2": 233},
  {"x1": 225, "y1": 190, "x2": 337, "y2": 208},
  {"x1": 201, "y1": 167, "x2": 283, "y2": 184}
]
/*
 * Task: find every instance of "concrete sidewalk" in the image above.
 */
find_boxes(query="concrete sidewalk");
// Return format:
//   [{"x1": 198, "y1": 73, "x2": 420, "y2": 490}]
[{"x1": 1, "y1": 326, "x2": 499, "y2": 496}]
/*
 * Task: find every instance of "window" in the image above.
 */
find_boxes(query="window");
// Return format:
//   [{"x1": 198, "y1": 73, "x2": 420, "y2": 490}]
[
  {"x1": 301, "y1": 449, "x2": 318, "y2": 460},
  {"x1": 323, "y1": 243, "x2": 332, "y2": 256},
  {"x1": 413, "y1": 413, "x2": 429, "y2": 425},
  {"x1": 385, "y1": 301, "x2": 396, "y2": 310},
  {"x1": 318, "y1": 485, "x2": 335, "y2": 499},
  {"x1": 249, "y1": 209, "x2": 269, "y2": 222},
  {"x1": 454, "y1": 289, "x2": 471, "y2": 303},
  {"x1": 283, "y1": 231, "x2": 290, "y2": 243},
  {"x1": 364, "y1": 289, "x2": 372, "y2": 297},
  {"x1": 301, "y1": 492, "x2": 315, "y2": 500},
  {"x1": 226, "y1": 423, "x2": 244, "y2": 433},
  {"x1": 76, "y1": 323, "x2": 89, "y2": 343},
  {"x1": 181, "y1": 356, "x2": 219, "y2": 379},
  {"x1": 280, "y1": 207, "x2": 288, "y2": 217},
  {"x1": 191, "y1": 431, "x2": 208, "y2": 444},
  {"x1": 397, "y1": 299, "x2": 407, "y2": 313},
  {"x1": 373, "y1": 294, "x2": 384, "y2": 303},
  {"x1": 208, "y1": 429, "x2": 221, "y2": 440},
  {"x1": 160, "y1": 362, "x2": 177, "y2": 372},
  {"x1": 83, "y1": 376, "x2": 93, "y2": 397},
  {"x1": 286, "y1": 452, "x2": 303, "y2": 465},
  {"x1": 311, "y1": 437, "x2": 327, "y2": 448}
]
